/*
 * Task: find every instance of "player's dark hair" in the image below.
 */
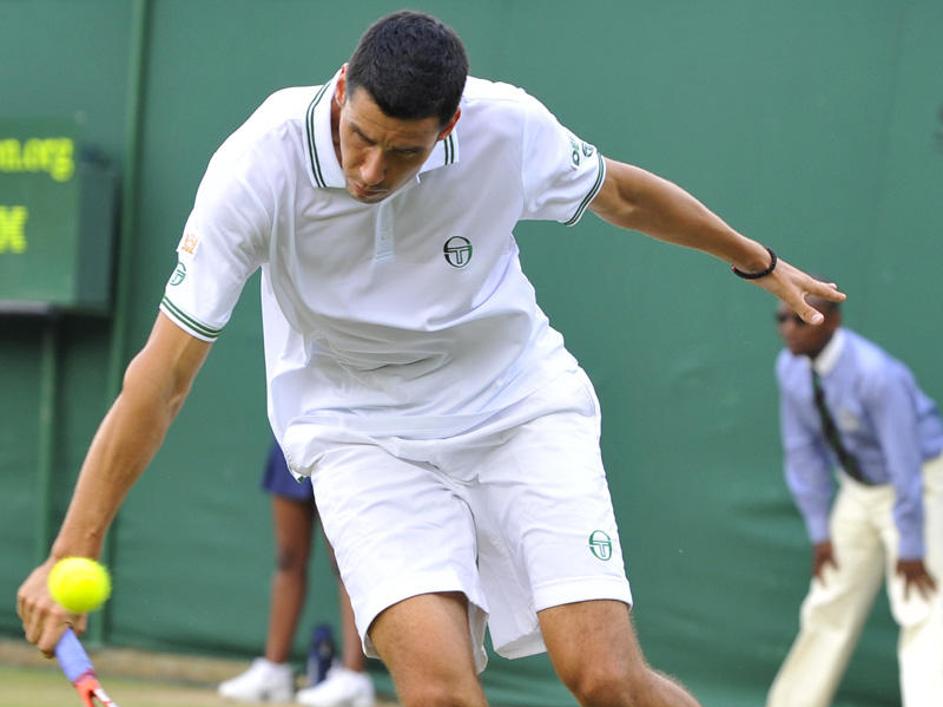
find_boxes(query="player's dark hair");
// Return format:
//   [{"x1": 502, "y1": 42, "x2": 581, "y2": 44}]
[{"x1": 346, "y1": 11, "x2": 468, "y2": 127}]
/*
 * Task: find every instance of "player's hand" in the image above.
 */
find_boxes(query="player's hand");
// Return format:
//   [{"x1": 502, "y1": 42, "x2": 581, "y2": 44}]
[
  {"x1": 812, "y1": 541, "x2": 838, "y2": 584},
  {"x1": 16, "y1": 558, "x2": 86, "y2": 657},
  {"x1": 750, "y1": 257, "x2": 845, "y2": 325},
  {"x1": 896, "y1": 559, "x2": 937, "y2": 601}
]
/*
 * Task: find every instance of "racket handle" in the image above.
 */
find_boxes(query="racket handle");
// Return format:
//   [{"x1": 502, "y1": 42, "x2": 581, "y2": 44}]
[
  {"x1": 55, "y1": 628, "x2": 119, "y2": 706},
  {"x1": 56, "y1": 627, "x2": 95, "y2": 683}
]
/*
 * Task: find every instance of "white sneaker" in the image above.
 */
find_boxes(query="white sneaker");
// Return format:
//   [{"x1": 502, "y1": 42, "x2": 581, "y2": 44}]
[
  {"x1": 295, "y1": 665, "x2": 375, "y2": 707},
  {"x1": 218, "y1": 657, "x2": 295, "y2": 702}
]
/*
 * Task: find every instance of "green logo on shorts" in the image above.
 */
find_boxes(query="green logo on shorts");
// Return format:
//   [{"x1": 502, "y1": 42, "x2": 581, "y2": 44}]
[{"x1": 589, "y1": 530, "x2": 612, "y2": 561}]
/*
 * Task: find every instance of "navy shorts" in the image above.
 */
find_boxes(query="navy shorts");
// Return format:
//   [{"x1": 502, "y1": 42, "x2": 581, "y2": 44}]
[{"x1": 260, "y1": 442, "x2": 313, "y2": 503}]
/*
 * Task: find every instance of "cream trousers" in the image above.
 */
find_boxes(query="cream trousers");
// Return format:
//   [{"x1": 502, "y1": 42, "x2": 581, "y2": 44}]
[{"x1": 767, "y1": 455, "x2": 943, "y2": 707}]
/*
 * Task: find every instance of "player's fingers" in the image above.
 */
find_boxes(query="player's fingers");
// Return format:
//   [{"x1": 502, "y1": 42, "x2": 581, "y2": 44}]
[
  {"x1": 16, "y1": 604, "x2": 30, "y2": 640},
  {"x1": 21, "y1": 588, "x2": 50, "y2": 642},
  {"x1": 15, "y1": 587, "x2": 27, "y2": 622},
  {"x1": 23, "y1": 601, "x2": 48, "y2": 645},
  {"x1": 796, "y1": 303, "x2": 825, "y2": 325},
  {"x1": 805, "y1": 277, "x2": 846, "y2": 303},
  {"x1": 37, "y1": 618, "x2": 70, "y2": 657},
  {"x1": 72, "y1": 613, "x2": 89, "y2": 636},
  {"x1": 24, "y1": 597, "x2": 74, "y2": 650},
  {"x1": 775, "y1": 283, "x2": 823, "y2": 324},
  {"x1": 16, "y1": 577, "x2": 42, "y2": 625},
  {"x1": 17, "y1": 558, "x2": 57, "y2": 632},
  {"x1": 771, "y1": 260, "x2": 846, "y2": 323},
  {"x1": 781, "y1": 282, "x2": 825, "y2": 325}
]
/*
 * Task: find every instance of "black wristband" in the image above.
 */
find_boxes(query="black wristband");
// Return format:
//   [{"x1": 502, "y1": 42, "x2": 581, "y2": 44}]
[{"x1": 732, "y1": 247, "x2": 777, "y2": 280}]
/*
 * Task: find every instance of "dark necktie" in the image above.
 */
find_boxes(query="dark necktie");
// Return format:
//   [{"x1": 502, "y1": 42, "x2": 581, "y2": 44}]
[{"x1": 811, "y1": 369, "x2": 868, "y2": 484}]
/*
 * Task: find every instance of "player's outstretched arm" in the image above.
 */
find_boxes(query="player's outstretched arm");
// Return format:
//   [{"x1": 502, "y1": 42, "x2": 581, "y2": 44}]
[
  {"x1": 16, "y1": 313, "x2": 211, "y2": 655},
  {"x1": 588, "y1": 157, "x2": 845, "y2": 323}
]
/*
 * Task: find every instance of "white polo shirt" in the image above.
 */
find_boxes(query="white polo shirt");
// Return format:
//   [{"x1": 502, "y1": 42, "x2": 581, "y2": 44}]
[{"x1": 160, "y1": 72, "x2": 607, "y2": 475}]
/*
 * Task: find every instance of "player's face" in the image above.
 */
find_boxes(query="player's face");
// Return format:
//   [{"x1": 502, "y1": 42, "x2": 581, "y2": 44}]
[
  {"x1": 775, "y1": 301, "x2": 839, "y2": 357},
  {"x1": 333, "y1": 74, "x2": 459, "y2": 204}
]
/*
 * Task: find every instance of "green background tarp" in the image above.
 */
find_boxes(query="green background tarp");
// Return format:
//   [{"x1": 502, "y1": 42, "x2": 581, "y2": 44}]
[{"x1": 2, "y1": 2, "x2": 941, "y2": 705}]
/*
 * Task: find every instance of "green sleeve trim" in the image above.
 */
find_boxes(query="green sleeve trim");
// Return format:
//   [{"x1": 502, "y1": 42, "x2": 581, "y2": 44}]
[
  {"x1": 564, "y1": 153, "x2": 606, "y2": 227},
  {"x1": 160, "y1": 295, "x2": 223, "y2": 341}
]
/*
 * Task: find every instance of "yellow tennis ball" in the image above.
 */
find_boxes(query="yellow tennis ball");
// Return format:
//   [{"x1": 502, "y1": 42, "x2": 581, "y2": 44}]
[{"x1": 47, "y1": 557, "x2": 112, "y2": 613}]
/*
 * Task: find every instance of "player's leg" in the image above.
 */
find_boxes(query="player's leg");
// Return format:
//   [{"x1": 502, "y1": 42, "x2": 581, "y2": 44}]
[
  {"x1": 309, "y1": 443, "x2": 490, "y2": 707},
  {"x1": 767, "y1": 477, "x2": 884, "y2": 707},
  {"x1": 540, "y1": 599, "x2": 698, "y2": 707},
  {"x1": 265, "y1": 494, "x2": 316, "y2": 662},
  {"x1": 887, "y1": 454, "x2": 943, "y2": 706},
  {"x1": 369, "y1": 592, "x2": 487, "y2": 707},
  {"x1": 456, "y1": 369, "x2": 695, "y2": 706}
]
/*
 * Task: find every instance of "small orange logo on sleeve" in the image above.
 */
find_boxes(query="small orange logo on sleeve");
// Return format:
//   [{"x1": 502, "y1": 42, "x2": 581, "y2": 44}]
[{"x1": 179, "y1": 230, "x2": 200, "y2": 255}]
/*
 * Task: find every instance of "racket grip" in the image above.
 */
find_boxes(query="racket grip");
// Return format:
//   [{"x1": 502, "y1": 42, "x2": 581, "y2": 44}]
[{"x1": 56, "y1": 628, "x2": 95, "y2": 683}]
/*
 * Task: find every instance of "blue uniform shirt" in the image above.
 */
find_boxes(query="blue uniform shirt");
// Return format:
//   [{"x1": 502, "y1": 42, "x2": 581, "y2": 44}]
[{"x1": 776, "y1": 328, "x2": 943, "y2": 559}]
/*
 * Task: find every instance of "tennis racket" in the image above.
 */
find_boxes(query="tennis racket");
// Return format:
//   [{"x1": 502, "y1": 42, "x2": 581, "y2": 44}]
[{"x1": 55, "y1": 628, "x2": 120, "y2": 707}]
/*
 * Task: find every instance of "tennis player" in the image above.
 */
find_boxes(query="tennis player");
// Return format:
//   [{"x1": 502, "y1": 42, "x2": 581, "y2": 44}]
[{"x1": 18, "y1": 11, "x2": 843, "y2": 707}]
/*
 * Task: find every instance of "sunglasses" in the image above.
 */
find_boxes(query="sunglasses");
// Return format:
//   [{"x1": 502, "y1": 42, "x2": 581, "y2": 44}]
[{"x1": 774, "y1": 312, "x2": 806, "y2": 327}]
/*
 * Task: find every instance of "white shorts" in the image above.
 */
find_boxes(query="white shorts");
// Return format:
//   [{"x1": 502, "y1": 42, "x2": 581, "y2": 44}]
[{"x1": 308, "y1": 369, "x2": 632, "y2": 672}]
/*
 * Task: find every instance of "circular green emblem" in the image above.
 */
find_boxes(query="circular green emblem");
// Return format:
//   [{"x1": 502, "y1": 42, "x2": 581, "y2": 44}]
[
  {"x1": 589, "y1": 530, "x2": 613, "y2": 561},
  {"x1": 169, "y1": 261, "x2": 187, "y2": 286},
  {"x1": 443, "y1": 236, "x2": 473, "y2": 268}
]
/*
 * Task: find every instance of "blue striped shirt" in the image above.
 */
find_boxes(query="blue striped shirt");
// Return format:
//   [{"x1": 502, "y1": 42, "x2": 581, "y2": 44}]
[{"x1": 776, "y1": 328, "x2": 943, "y2": 559}]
